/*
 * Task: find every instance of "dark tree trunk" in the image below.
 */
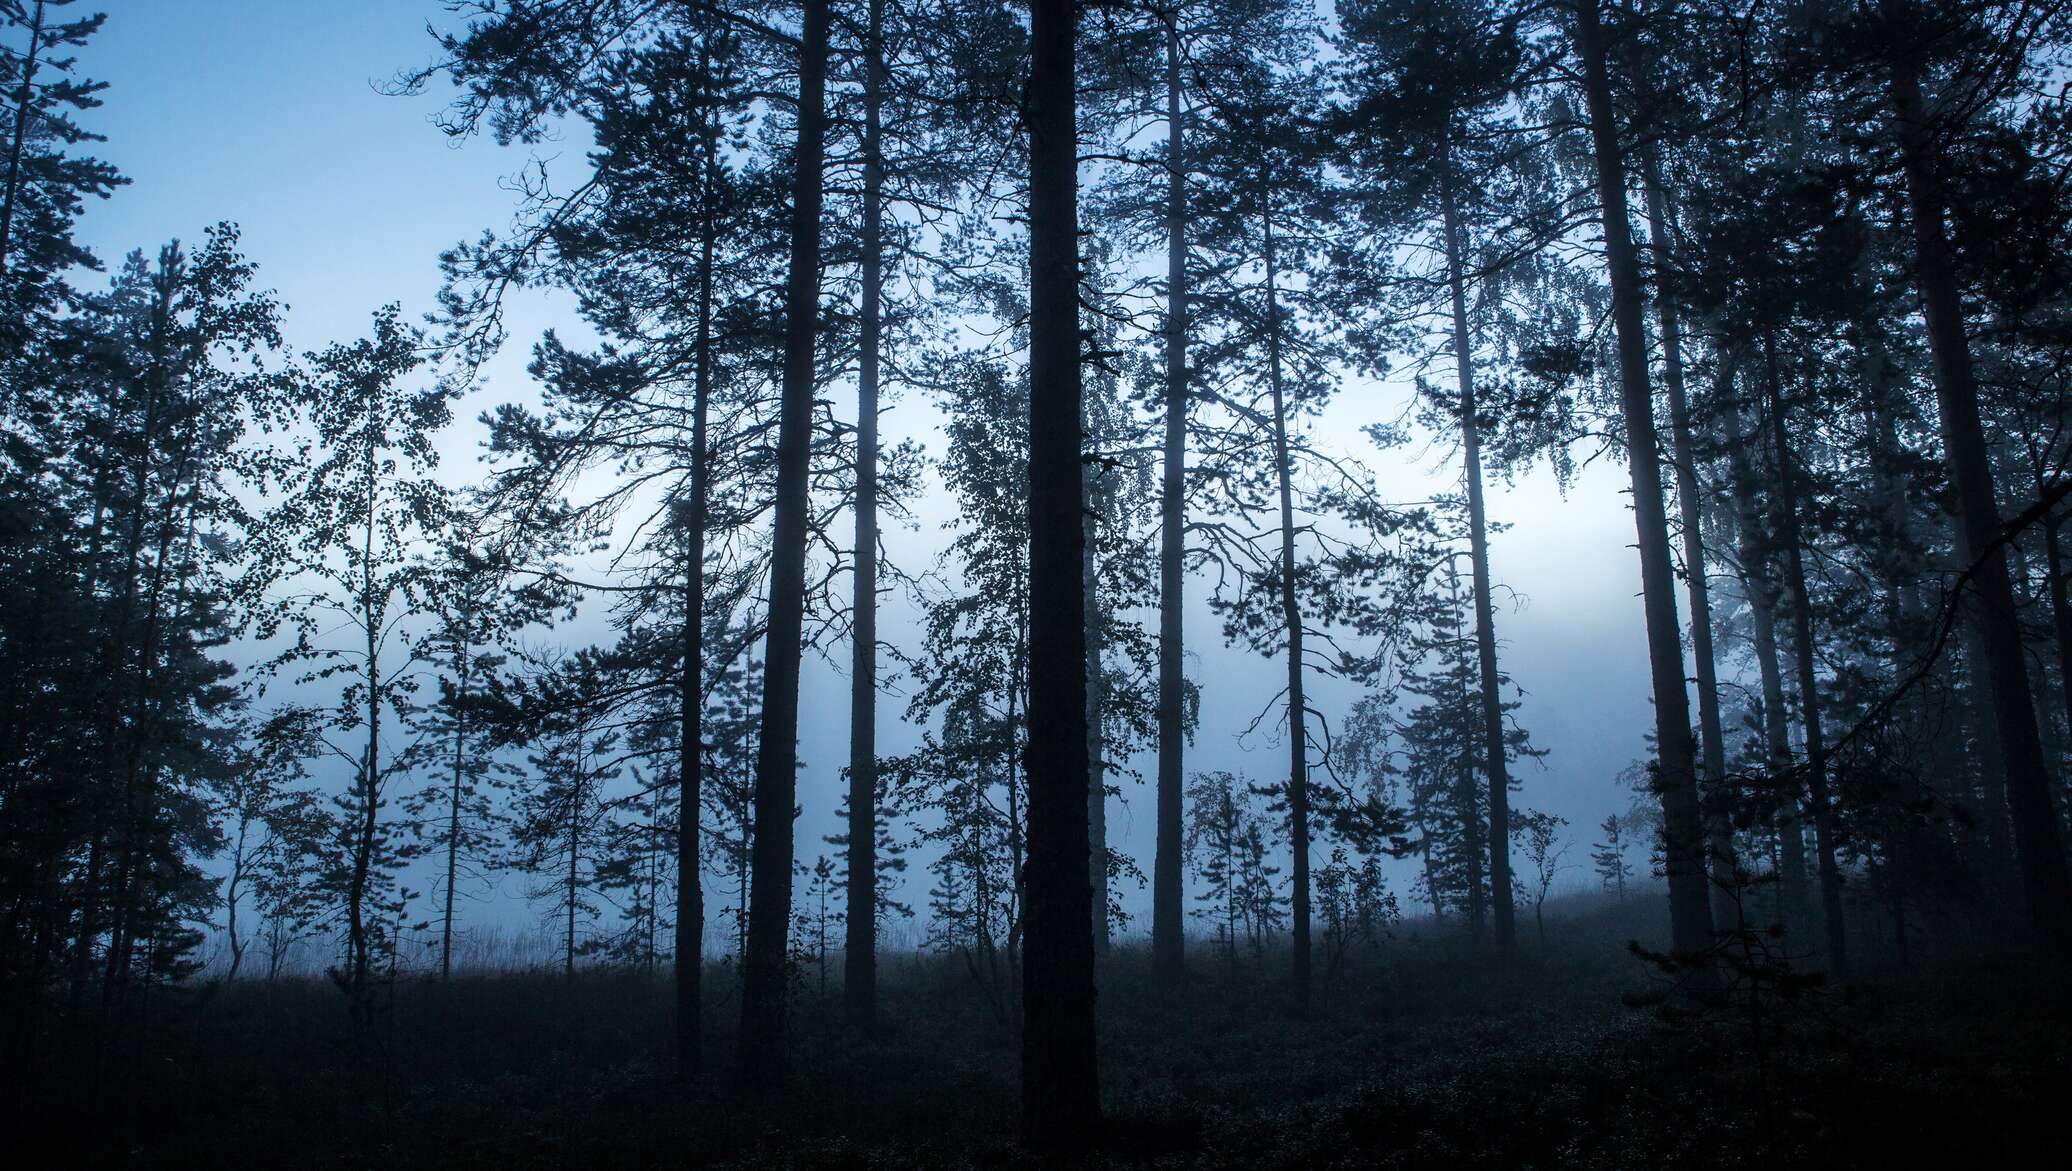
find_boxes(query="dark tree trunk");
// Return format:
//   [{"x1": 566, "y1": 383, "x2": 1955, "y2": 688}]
[
  {"x1": 1642, "y1": 165, "x2": 1738, "y2": 930},
  {"x1": 345, "y1": 438, "x2": 382, "y2": 1022},
  {"x1": 1763, "y1": 335, "x2": 1850, "y2": 983},
  {"x1": 1445, "y1": 562, "x2": 1487, "y2": 945},
  {"x1": 1020, "y1": 0, "x2": 1100, "y2": 1148},
  {"x1": 566, "y1": 735, "x2": 583, "y2": 979},
  {"x1": 1086, "y1": 498, "x2": 1107, "y2": 956},
  {"x1": 1151, "y1": 13, "x2": 1188, "y2": 985},
  {"x1": 2046, "y1": 515, "x2": 2072, "y2": 747},
  {"x1": 1963, "y1": 627, "x2": 2015, "y2": 867},
  {"x1": 739, "y1": 0, "x2": 830, "y2": 1085},
  {"x1": 1891, "y1": 57, "x2": 2072, "y2": 951},
  {"x1": 674, "y1": 39, "x2": 720, "y2": 1078},
  {"x1": 1573, "y1": 0, "x2": 1716, "y2": 971},
  {"x1": 441, "y1": 640, "x2": 468, "y2": 982},
  {"x1": 843, "y1": 0, "x2": 885, "y2": 1031},
  {"x1": 1261, "y1": 198, "x2": 1311, "y2": 1013},
  {"x1": 1439, "y1": 159, "x2": 1515, "y2": 962},
  {"x1": 1720, "y1": 389, "x2": 1809, "y2": 928},
  {"x1": 76, "y1": 312, "x2": 177, "y2": 1015}
]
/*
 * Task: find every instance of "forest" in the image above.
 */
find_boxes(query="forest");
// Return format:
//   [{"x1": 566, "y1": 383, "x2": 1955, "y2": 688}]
[{"x1": 4, "y1": 0, "x2": 2072, "y2": 1166}]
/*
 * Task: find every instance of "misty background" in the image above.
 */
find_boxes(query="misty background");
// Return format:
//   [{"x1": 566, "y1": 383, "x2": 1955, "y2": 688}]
[{"x1": 76, "y1": 0, "x2": 1660, "y2": 949}]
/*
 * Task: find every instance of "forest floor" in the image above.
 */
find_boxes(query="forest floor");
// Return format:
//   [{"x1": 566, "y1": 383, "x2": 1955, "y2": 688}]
[{"x1": 12, "y1": 892, "x2": 2071, "y2": 1170}]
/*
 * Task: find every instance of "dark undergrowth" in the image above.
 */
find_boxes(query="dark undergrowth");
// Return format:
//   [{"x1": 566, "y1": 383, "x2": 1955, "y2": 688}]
[{"x1": 8, "y1": 892, "x2": 2068, "y2": 1169}]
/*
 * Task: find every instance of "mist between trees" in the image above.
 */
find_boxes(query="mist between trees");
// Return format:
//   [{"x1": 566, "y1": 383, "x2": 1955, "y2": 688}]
[{"x1": 6, "y1": 0, "x2": 2072, "y2": 1165}]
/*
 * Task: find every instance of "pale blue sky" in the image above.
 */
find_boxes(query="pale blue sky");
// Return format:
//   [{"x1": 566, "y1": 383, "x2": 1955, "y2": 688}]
[{"x1": 68, "y1": 0, "x2": 1668, "y2": 955}]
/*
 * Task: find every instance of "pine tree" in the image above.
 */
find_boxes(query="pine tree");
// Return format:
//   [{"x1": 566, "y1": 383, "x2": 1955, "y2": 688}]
[
  {"x1": 14, "y1": 228, "x2": 287, "y2": 1024},
  {"x1": 507, "y1": 649, "x2": 626, "y2": 978},
  {"x1": 1864, "y1": 0, "x2": 2072, "y2": 952},
  {"x1": 1385, "y1": 555, "x2": 1541, "y2": 932},
  {"x1": 1080, "y1": 0, "x2": 1295, "y2": 989},
  {"x1": 0, "y1": 0, "x2": 123, "y2": 339},
  {"x1": 1184, "y1": 769, "x2": 1251, "y2": 967},
  {"x1": 404, "y1": 537, "x2": 546, "y2": 981},
  {"x1": 1179, "y1": 11, "x2": 1427, "y2": 1010},
  {"x1": 1592, "y1": 814, "x2": 1631, "y2": 901},
  {"x1": 1335, "y1": 0, "x2": 1572, "y2": 962}
]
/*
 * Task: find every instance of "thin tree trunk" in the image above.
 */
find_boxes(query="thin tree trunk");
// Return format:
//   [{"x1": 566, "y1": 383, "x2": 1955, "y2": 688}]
[
  {"x1": 106, "y1": 401, "x2": 208, "y2": 1009},
  {"x1": 567, "y1": 733, "x2": 582, "y2": 980},
  {"x1": 1439, "y1": 158, "x2": 1515, "y2": 961},
  {"x1": 739, "y1": 0, "x2": 831, "y2": 1084},
  {"x1": 1020, "y1": 0, "x2": 1099, "y2": 1146},
  {"x1": 1260, "y1": 196, "x2": 1312, "y2": 1013},
  {"x1": 843, "y1": 0, "x2": 884, "y2": 1030},
  {"x1": 60, "y1": 385, "x2": 122, "y2": 1019},
  {"x1": 1573, "y1": 0, "x2": 1716, "y2": 972},
  {"x1": 1891, "y1": 56, "x2": 2072, "y2": 950},
  {"x1": 1642, "y1": 167, "x2": 1738, "y2": 930},
  {"x1": 1151, "y1": 12, "x2": 1188, "y2": 984},
  {"x1": 2046, "y1": 514, "x2": 2072, "y2": 745},
  {"x1": 1866, "y1": 325, "x2": 1926, "y2": 701},
  {"x1": 1005, "y1": 623, "x2": 1026, "y2": 967},
  {"x1": 224, "y1": 822, "x2": 248, "y2": 981},
  {"x1": 74, "y1": 291, "x2": 177, "y2": 1014},
  {"x1": 346, "y1": 430, "x2": 381, "y2": 1020},
  {"x1": 1085, "y1": 499, "x2": 1107, "y2": 956},
  {"x1": 1720, "y1": 390, "x2": 1809, "y2": 928},
  {"x1": 441, "y1": 640, "x2": 467, "y2": 982},
  {"x1": 674, "y1": 36, "x2": 719, "y2": 1080},
  {"x1": 1763, "y1": 334, "x2": 1850, "y2": 983}
]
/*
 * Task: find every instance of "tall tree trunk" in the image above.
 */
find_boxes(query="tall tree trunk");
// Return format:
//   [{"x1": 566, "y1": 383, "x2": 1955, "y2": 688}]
[
  {"x1": 1462, "y1": 766, "x2": 1488, "y2": 943},
  {"x1": 1151, "y1": 12, "x2": 1188, "y2": 984},
  {"x1": 1439, "y1": 159, "x2": 1515, "y2": 961},
  {"x1": 843, "y1": 0, "x2": 885, "y2": 1030},
  {"x1": 2045, "y1": 514, "x2": 2072, "y2": 745},
  {"x1": 106, "y1": 413, "x2": 208, "y2": 1010},
  {"x1": 2008, "y1": 532, "x2": 2065, "y2": 766},
  {"x1": 739, "y1": 0, "x2": 830, "y2": 1084},
  {"x1": 73, "y1": 297, "x2": 176, "y2": 1014},
  {"x1": 1643, "y1": 172, "x2": 1739, "y2": 931},
  {"x1": 1573, "y1": 0, "x2": 1716, "y2": 971},
  {"x1": 346, "y1": 434, "x2": 381, "y2": 1021},
  {"x1": 1960, "y1": 626, "x2": 2014, "y2": 875},
  {"x1": 1720, "y1": 390, "x2": 1809, "y2": 928},
  {"x1": 1005, "y1": 624, "x2": 1026, "y2": 966},
  {"x1": 1866, "y1": 319, "x2": 1927, "y2": 703},
  {"x1": 1890, "y1": 56, "x2": 2072, "y2": 951},
  {"x1": 441, "y1": 640, "x2": 468, "y2": 982},
  {"x1": 674, "y1": 37, "x2": 719, "y2": 1081},
  {"x1": 1020, "y1": 0, "x2": 1099, "y2": 1147},
  {"x1": 61, "y1": 386, "x2": 123, "y2": 1019},
  {"x1": 567, "y1": 734, "x2": 583, "y2": 980},
  {"x1": 224, "y1": 822, "x2": 248, "y2": 981},
  {"x1": 1762, "y1": 334, "x2": 1850, "y2": 982},
  {"x1": 1445, "y1": 562, "x2": 1487, "y2": 944},
  {"x1": 1867, "y1": 344, "x2": 1938, "y2": 942},
  {"x1": 1085, "y1": 498, "x2": 1107, "y2": 956},
  {"x1": 1260, "y1": 197, "x2": 1312, "y2": 1011}
]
